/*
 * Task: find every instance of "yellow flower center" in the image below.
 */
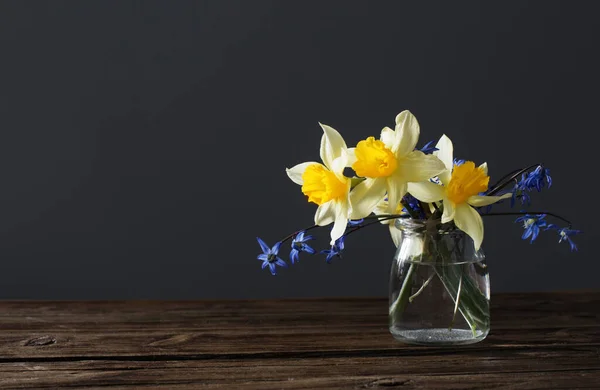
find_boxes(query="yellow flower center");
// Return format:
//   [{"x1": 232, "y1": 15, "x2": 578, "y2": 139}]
[
  {"x1": 446, "y1": 161, "x2": 490, "y2": 205},
  {"x1": 301, "y1": 164, "x2": 349, "y2": 205},
  {"x1": 352, "y1": 137, "x2": 397, "y2": 178}
]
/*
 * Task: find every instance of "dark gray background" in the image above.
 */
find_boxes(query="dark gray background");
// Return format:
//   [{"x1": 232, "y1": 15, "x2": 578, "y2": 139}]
[{"x1": 0, "y1": 1, "x2": 597, "y2": 299}]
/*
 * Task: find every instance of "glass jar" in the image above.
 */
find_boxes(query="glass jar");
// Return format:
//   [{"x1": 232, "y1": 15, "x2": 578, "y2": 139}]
[{"x1": 389, "y1": 218, "x2": 490, "y2": 346}]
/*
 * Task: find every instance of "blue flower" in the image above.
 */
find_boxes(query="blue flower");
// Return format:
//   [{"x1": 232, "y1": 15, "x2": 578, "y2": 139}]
[
  {"x1": 515, "y1": 214, "x2": 547, "y2": 243},
  {"x1": 522, "y1": 166, "x2": 552, "y2": 192},
  {"x1": 402, "y1": 194, "x2": 426, "y2": 219},
  {"x1": 290, "y1": 231, "x2": 316, "y2": 264},
  {"x1": 321, "y1": 236, "x2": 345, "y2": 263},
  {"x1": 546, "y1": 225, "x2": 581, "y2": 252},
  {"x1": 453, "y1": 158, "x2": 466, "y2": 166},
  {"x1": 430, "y1": 176, "x2": 442, "y2": 185},
  {"x1": 347, "y1": 219, "x2": 364, "y2": 227},
  {"x1": 419, "y1": 141, "x2": 438, "y2": 154},
  {"x1": 256, "y1": 237, "x2": 288, "y2": 275},
  {"x1": 510, "y1": 187, "x2": 531, "y2": 208},
  {"x1": 510, "y1": 165, "x2": 551, "y2": 207}
]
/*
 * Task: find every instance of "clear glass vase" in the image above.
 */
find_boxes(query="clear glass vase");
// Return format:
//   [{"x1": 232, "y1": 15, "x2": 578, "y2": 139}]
[{"x1": 389, "y1": 218, "x2": 491, "y2": 346}]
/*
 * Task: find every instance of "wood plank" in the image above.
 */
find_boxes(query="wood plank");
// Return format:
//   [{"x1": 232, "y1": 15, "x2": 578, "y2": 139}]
[
  {"x1": 0, "y1": 324, "x2": 599, "y2": 360},
  {"x1": 0, "y1": 292, "x2": 598, "y2": 388},
  {"x1": 3, "y1": 373, "x2": 599, "y2": 389},
  {"x1": 1, "y1": 350, "x2": 599, "y2": 389},
  {"x1": 0, "y1": 292, "x2": 597, "y2": 331},
  {"x1": 0, "y1": 292, "x2": 598, "y2": 360}
]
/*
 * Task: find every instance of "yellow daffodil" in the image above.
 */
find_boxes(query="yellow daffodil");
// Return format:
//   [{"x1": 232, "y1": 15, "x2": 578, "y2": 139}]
[
  {"x1": 407, "y1": 135, "x2": 511, "y2": 250},
  {"x1": 286, "y1": 123, "x2": 355, "y2": 245},
  {"x1": 349, "y1": 110, "x2": 446, "y2": 218}
]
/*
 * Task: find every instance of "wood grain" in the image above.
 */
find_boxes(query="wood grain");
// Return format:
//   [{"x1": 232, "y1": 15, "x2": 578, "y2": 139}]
[{"x1": 0, "y1": 292, "x2": 598, "y2": 389}]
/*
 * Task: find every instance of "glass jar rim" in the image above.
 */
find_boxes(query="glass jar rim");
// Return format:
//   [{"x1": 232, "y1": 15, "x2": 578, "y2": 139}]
[
  {"x1": 402, "y1": 257, "x2": 484, "y2": 265},
  {"x1": 392, "y1": 218, "x2": 484, "y2": 262},
  {"x1": 393, "y1": 217, "x2": 463, "y2": 234}
]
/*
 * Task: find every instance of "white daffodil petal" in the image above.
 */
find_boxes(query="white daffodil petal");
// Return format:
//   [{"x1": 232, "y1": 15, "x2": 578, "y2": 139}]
[
  {"x1": 479, "y1": 162, "x2": 488, "y2": 176},
  {"x1": 407, "y1": 181, "x2": 445, "y2": 203},
  {"x1": 394, "y1": 110, "x2": 407, "y2": 125},
  {"x1": 285, "y1": 161, "x2": 321, "y2": 185},
  {"x1": 380, "y1": 126, "x2": 396, "y2": 149},
  {"x1": 467, "y1": 193, "x2": 512, "y2": 207},
  {"x1": 331, "y1": 149, "x2": 349, "y2": 181},
  {"x1": 346, "y1": 147, "x2": 357, "y2": 167},
  {"x1": 349, "y1": 178, "x2": 387, "y2": 219},
  {"x1": 333, "y1": 149, "x2": 348, "y2": 170},
  {"x1": 394, "y1": 110, "x2": 420, "y2": 157},
  {"x1": 454, "y1": 203, "x2": 484, "y2": 251},
  {"x1": 389, "y1": 224, "x2": 403, "y2": 247},
  {"x1": 319, "y1": 123, "x2": 347, "y2": 170},
  {"x1": 386, "y1": 178, "x2": 408, "y2": 215},
  {"x1": 434, "y1": 134, "x2": 454, "y2": 171},
  {"x1": 374, "y1": 196, "x2": 390, "y2": 224},
  {"x1": 314, "y1": 200, "x2": 336, "y2": 226},
  {"x1": 344, "y1": 180, "x2": 353, "y2": 217},
  {"x1": 397, "y1": 151, "x2": 446, "y2": 182},
  {"x1": 438, "y1": 170, "x2": 452, "y2": 186},
  {"x1": 330, "y1": 202, "x2": 349, "y2": 244},
  {"x1": 441, "y1": 198, "x2": 456, "y2": 224}
]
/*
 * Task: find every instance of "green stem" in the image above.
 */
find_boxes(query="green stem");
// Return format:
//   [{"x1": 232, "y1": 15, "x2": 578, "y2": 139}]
[
  {"x1": 409, "y1": 272, "x2": 434, "y2": 303},
  {"x1": 389, "y1": 262, "x2": 417, "y2": 321},
  {"x1": 450, "y1": 273, "x2": 463, "y2": 330},
  {"x1": 434, "y1": 264, "x2": 489, "y2": 336},
  {"x1": 486, "y1": 163, "x2": 541, "y2": 196},
  {"x1": 431, "y1": 235, "x2": 488, "y2": 336}
]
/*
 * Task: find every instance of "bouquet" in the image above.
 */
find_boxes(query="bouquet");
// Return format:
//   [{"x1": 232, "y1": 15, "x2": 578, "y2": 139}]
[{"x1": 256, "y1": 110, "x2": 579, "y2": 344}]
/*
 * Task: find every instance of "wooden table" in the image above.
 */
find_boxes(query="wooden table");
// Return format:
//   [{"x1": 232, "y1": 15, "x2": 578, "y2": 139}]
[{"x1": 0, "y1": 292, "x2": 599, "y2": 389}]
